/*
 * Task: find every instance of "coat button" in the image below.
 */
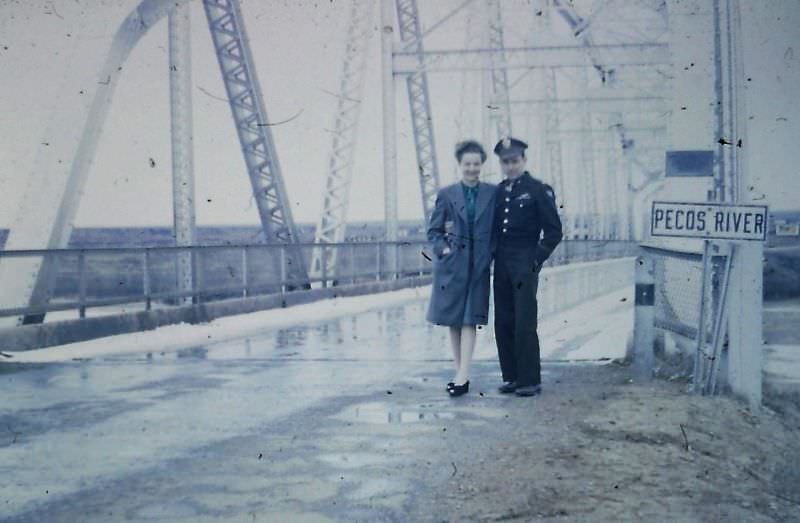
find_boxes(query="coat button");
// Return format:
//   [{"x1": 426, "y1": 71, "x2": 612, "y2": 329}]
[
  {"x1": 505, "y1": 197, "x2": 510, "y2": 202},
  {"x1": 503, "y1": 218, "x2": 508, "y2": 224},
  {"x1": 502, "y1": 228, "x2": 507, "y2": 233},
  {"x1": 504, "y1": 208, "x2": 509, "y2": 213}
]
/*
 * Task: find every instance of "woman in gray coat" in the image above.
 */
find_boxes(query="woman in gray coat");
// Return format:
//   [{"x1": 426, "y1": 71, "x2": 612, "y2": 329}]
[{"x1": 427, "y1": 140, "x2": 497, "y2": 396}]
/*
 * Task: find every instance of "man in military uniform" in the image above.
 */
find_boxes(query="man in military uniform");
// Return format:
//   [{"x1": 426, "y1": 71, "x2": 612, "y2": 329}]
[{"x1": 492, "y1": 137, "x2": 563, "y2": 396}]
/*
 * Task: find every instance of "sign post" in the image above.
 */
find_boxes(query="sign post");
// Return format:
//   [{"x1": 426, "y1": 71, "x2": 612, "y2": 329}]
[{"x1": 649, "y1": 201, "x2": 768, "y2": 406}]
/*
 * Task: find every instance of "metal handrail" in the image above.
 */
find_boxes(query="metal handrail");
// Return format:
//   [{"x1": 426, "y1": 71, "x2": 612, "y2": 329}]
[
  {"x1": 0, "y1": 239, "x2": 637, "y2": 322},
  {"x1": 0, "y1": 240, "x2": 428, "y2": 258},
  {"x1": 0, "y1": 241, "x2": 431, "y2": 321}
]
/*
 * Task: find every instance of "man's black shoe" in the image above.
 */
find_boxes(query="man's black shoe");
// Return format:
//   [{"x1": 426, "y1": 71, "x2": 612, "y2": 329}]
[
  {"x1": 515, "y1": 384, "x2": 542, "y2": 397},
  {"x1": 498, "y1": 381, "x2": 518, "y2": 394}
]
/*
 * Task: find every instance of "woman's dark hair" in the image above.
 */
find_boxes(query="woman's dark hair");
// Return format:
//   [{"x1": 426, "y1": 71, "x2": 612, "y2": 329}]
[{"x1": 454, "y1": 140, "x2": 487, "y2": 163}]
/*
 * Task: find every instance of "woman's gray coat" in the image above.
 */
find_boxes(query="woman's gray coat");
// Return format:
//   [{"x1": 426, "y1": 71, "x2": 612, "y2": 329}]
[{"x1": 426, "y1": 181, "x2": 497, "y2": 326}]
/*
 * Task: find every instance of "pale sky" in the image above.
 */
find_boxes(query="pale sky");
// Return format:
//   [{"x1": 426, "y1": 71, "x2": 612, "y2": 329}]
[{"x1": 0, "y1": 0, "x2": 798, "y2": 229}]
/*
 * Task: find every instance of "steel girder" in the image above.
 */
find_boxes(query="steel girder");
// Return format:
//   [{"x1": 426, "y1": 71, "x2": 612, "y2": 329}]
[
  {"x1": 169, "y1": 4, "x2": 197, "y2": 304},
  {"x1": 454, "y1": 0, "x2": 482, "y2": 174},
  {"x1": 392, "y1": 42, "x2": 669, "y2": 74},
  {"x1": 712, "y1": 0, "x2": 741, "y2": 203},
  {"x1": 543, "y1": 67, "x2": 566, "y2": 225},
  {"x1": 310, "y1": 0, "x2": 375, "y2": 280},
  {"x1": 395, "y1": 0, "x2": 441, "y2": 225},
  {"x1": 203, "y1": 0, "x2": 309, "y2": 287},
  {"x1": 0, "y1": 0, "x2": 199, "y2": 326},
  {"x1": 548, "y1": 0, "x2": 670, "y2": 240},
  {"x1": 487, "y1": 0, "x2": 513, "y2": 142},
  {"x1": 579, "y1": 96, "x2": 598, "y2": 238}
]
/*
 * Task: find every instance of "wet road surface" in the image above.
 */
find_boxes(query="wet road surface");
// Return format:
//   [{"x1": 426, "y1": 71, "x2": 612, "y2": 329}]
[{"x1": 1, "y1": 296, "x2": 626, "y2": 521}]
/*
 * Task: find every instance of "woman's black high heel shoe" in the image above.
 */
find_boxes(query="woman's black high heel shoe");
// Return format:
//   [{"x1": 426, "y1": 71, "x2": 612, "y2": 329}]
[
  {"x1": 448, "y1": 380, "x2": 469, "y2": 397},
  {"x1": 446, "y1": 382, "x2": 455, "y2": 392}
]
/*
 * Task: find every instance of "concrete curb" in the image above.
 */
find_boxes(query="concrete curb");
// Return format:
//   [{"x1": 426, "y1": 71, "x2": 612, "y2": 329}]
[{"x1": 0, "y1": 276, "x2": 432, "y2": 351}]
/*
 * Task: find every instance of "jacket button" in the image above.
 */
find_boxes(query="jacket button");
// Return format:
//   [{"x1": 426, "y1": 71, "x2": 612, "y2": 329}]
[
  {"x1": 502, "y1": 228, "x2": 507, "y2": 233},
  {"x1": 505, "y1": 197, "x2": 510, "y2": 202},
  {"x1": 503, "y1": 218, "x2": 508, "y2": 224},
  {"x1": 504, "y1": 208, "x2": 509, "y2": 213}
]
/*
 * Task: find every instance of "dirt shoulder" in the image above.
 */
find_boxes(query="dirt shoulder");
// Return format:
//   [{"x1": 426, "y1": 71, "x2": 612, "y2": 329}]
[{"x1": 407, "y1": 362, "x2": 800, "y2": 522}]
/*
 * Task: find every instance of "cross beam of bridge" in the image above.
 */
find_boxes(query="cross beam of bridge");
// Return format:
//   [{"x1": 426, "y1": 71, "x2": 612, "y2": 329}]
[{"x1": 392, "y1": 43, "x2": 669, "y2": 74}]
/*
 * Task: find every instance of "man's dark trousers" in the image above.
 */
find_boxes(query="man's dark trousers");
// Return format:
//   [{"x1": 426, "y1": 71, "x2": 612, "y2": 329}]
[{"x1": 493, "y1": 244, "x2": 540, "y2": 387}]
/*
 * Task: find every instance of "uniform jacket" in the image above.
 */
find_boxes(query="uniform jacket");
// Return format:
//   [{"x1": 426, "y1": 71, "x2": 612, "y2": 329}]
[
  {"x1": 427, "y1": 181, "x2": 497, "y2": 326},
  {"x1": 493, "y1": 172, "x2": 563, "y2": 268}
]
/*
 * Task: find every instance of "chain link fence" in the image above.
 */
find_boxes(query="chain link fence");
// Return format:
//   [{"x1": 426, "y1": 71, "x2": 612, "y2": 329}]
[{"x1": 640, "y1": 243, "x2": 734, "y2": 393}]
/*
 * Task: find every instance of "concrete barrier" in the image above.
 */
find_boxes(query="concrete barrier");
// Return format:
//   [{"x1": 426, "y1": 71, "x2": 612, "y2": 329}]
[
  {"x1": 538, "y1": 257, "x2": 635, "y2": 318},
  {"x1": 0, "y1": 276, "x2": 432, "y2": 351}
]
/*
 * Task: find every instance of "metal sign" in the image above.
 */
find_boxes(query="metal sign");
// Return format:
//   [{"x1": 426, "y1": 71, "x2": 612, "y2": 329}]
[
  {"x1": 665, "y1": 150, "x2": 714, "y2": 177},
  {"x1": 651, "y1": 201, "x2": 768, "y2": 241},
  {"x1": 775, "y1": 222, "x2": 800, "y2": 236}
]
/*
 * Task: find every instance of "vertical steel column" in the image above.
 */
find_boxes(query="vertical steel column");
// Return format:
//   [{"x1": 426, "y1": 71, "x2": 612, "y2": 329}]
[
  {"x1": 603, "y1": 114, "x2": 621, "y2": 239},
  {"x1": 0, "y1": 2, "x2": 198, "y2": 327},
  {"x1": 579, "y1": 76, "x2": 597, "y2": 239},
  {"x1": 454, "y1": 0, "x2": 482, "y2": 181},
  {"x1": 712, "y1": 0, "x2": 727, "y2": 201},
  {"x1": 203, "y1": 0, "x2": 308, "y2": 288},
  {"x1": 714, "y1": 0, "x2": 742, "y2": 202},
  {"x1": 395, "y1": 0, "x2": 441, "y2": 225},
  {"x1": 78, "y1": 251, "x2": 87, "y2": 319},
  {"x1": 713, "y1": 0, "x2": 741, "y2": 203},
  {"x1": 169, "y1": 4, "x2": 197, "y2": 306},
  {"x1": 311, "y1": 0, "x2": 375, "y2": 281},
  {"x1": 381, "y1": 0, "x2": 399, "y2": 278},
  {"x1": 543, "y1": 67, "x2": 566, "y2": 234},
  {"x1": 487, "y1": 0, "x2": 513, "y2": 143},
  {"x1": 143, "y1": 250, "x2": 152, "y2": 311}
]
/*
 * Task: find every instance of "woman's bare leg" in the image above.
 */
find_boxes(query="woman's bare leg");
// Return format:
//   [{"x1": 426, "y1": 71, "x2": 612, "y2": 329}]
[
  {"x1": 454, "y1": 325, "x2": 477, "y2": 385},
  {"x1": 448, "y1": 326, "x2": 462, "y2": 380}
]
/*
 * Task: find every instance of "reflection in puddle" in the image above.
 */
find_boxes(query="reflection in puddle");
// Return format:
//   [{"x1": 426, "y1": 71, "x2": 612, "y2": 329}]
[
  {"x1": 132, "y1": 500, "x2": 199, "y2": 519},
  {"x1": 175, "y1": 346, "x2": 208, "y2": 359},
  {"x1": 317, "y1": 452, "x2": 389, "y2": 469},
  {"x1": 335, "y1": 402, "x2": 456, "y2": 424},
  {"x1": 275, "y1": 327, "x2": 308, "y2": 349}
]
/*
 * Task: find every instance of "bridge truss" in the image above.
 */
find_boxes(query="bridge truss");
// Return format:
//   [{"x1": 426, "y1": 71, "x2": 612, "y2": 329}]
[{"x1": 0, "y1": 0, "x2": 309, "y2": 326}]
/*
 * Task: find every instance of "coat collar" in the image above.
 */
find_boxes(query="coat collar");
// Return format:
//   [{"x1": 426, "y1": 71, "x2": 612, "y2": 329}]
[
  {"x1": 449, "y1": 181, "x2": 493, "y2": 222},
  {"x1": 500, "y1": 171, "x2": 532, "y2": 187}
]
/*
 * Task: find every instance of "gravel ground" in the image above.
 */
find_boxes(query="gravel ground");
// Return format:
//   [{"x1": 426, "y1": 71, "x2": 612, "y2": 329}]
[{"x1": 406, "y1": 362, "x2": 800, "y2": 522}]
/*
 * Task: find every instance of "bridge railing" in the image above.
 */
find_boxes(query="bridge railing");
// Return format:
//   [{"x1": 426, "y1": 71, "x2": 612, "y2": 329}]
[
  {"x1": 0, "y1": 239, "x2": 638, "y2": 322},
  {"x1": 0, "y1": 241, "x2": 431, "y2": 321}
]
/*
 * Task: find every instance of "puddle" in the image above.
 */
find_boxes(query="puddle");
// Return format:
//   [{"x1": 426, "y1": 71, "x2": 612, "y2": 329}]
[
  {"x1": 316, "y1": 451, "x2": 388, "y2": 469},
  {"x1": 333, "y1": 402, "x2": 457, "y2": 424},
  {"x1": 131, "y1": 500, "x2": 199, "y2": 519},
  {"x1": 175, "y1": 346, "x2": 208, "y2": 359},
  {"x1": 346, "y1": 477, "x2": 407, "y2": 501}
]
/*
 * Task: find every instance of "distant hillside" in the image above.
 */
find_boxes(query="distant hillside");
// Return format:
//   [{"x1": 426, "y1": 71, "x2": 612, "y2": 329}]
[
  {"x1": 0, "y1": 221, "x2": 428, "y2": 250},
  {"x1": 1, "y1": 211, "x2": 795, "y2": 250}
]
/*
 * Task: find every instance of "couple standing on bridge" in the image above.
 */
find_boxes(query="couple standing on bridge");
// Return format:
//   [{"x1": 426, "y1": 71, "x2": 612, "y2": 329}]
[{"x1": 426, "y1": 137, "x2": 563, "y2": 398}]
